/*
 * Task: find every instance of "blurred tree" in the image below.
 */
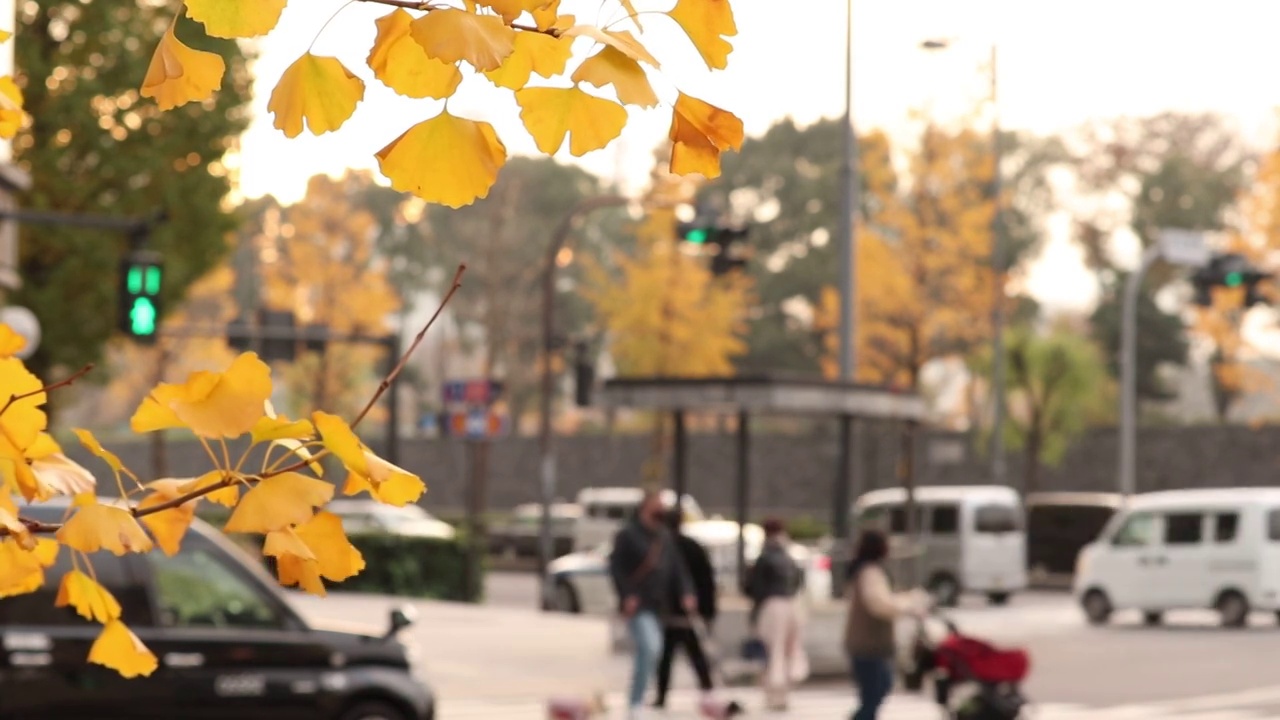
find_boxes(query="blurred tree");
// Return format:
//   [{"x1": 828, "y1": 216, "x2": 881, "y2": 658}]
[
  {"x1": 972, "y1": 325, "x2": 1110, "y2": 495},
  {"x1": 586, "y1": 169, "x2": 751, "y2": 378},
  {"x1": 258, "y1": 172, "x2": 401, "y2": 418},
  {"x1": 1090, "y1": 276, "x2": 1189, "y2": 401},
  {"x1": 421, "y1": 157, "x2": 608, "y2": 427},
  {"x1": 813, "y1": 125, "x2": 1001, "y2": 390},
  {"x1": 1070, "y1": 113, "x2": 1246, "y2": 403},
  {"x1": 702, "y1": 116, "x2": 1062, "y2": 377},
  {"x1": 12, "y1": 2, "x2": 252, "y2": 385}
]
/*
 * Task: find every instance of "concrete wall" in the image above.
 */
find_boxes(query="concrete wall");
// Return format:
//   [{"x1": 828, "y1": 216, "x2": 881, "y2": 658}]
[{"x1": 74, "y1": 422, "x2": 1280, "y2": 521}]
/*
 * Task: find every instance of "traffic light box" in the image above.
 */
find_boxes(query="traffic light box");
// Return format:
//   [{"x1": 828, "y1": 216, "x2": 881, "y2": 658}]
[
  {"x1": 1191, "y1": 253, "x2": 1270, "y2": 307},
  {"x1": 118, "y1": 250, "x2": 163, "y2": 344},
  {"x1": 677, "y1": 221, "x2": 750, "y2": 277}
]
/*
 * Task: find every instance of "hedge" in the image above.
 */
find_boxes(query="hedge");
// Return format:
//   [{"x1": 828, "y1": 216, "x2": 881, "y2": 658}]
[{"x1": 201, "y1": 508, "x2": 481, "y2": 603}]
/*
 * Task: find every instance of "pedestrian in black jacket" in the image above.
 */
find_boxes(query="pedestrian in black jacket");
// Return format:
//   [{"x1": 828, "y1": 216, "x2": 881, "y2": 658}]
[
  {"x1": 654, "y1": 508, "x2": 718, "y2": 708},
  {"x1": 608, "y1": 492, "x2": 695, "y2": 720}
]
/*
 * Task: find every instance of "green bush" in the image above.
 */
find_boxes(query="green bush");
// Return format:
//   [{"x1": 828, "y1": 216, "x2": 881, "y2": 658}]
[{"x1": 785, "y1": 515, "x2": 830, "y2": 542}]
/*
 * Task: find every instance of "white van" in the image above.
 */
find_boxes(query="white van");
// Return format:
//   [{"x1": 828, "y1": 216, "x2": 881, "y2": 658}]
[
  {"x1": 572, "y1": 487, "x2": 705, "y2": 552},
  {"x1": 1073, "y1": 488, "x2": 1280, "y2": 627},
  {"x1": 852, "y1": 485, "x2": 1027, "y2": 606}
]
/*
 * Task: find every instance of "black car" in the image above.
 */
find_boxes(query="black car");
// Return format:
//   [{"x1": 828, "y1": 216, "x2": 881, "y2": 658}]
[{"x1": 0, "y1": 502, "x2": 435, "y2": 720}]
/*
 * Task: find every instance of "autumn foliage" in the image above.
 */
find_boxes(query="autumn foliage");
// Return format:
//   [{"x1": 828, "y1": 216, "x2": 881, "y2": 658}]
[
  {"x1": 135, "y1": 0, "x2": 745, "y2": 208},
  {"x1": 0, "y1": 315, "x2": 437, "y2": 677}
]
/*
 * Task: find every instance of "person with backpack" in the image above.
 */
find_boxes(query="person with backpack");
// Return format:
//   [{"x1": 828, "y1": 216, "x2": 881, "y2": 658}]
[
  {"x1": 745, "y1": 518, "x2": 806, "y2": 711},
  {"x1": 609, "y1": 491, "x2": 696, "y2": 720},
  {"x1": 653, "y1": 508, "x2": 718, "y2": 710},
  {"x1": 843, "y1": 529, "x2": 930, "y2": 720}
]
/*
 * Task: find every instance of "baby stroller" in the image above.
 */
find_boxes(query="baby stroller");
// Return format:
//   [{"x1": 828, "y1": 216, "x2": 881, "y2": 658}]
[{"x1": 901, "y1": 613, "x2": 1030, "y2": 720}]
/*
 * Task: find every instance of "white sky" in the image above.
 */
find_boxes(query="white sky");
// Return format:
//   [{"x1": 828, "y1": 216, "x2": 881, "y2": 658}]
[{"x1": 234, "y1": 0, "x2": 1280, "y2": 313}]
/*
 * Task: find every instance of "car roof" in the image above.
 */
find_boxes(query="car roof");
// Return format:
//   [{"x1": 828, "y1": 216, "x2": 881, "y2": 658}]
[
  {"x1": 1124, "y1": 488, "x2": 1280, "y2": 510},
  {"x1": 854, "y1": 485, "x2": 1020, "y2": 507}
]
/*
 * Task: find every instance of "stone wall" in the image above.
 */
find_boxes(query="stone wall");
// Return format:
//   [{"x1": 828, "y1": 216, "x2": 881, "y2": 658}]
[{"x1": 74, "y1": 422, "x2": 1280, "y2": 521}]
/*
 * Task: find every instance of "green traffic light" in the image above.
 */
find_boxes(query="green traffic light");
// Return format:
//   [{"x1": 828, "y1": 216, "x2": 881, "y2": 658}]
[
  {"x1": 129, "y1": 296, "x2": 157, "y2": 336},
  {"x1": 144, "y1": 266, "x2": 161, "y2": 295},
  {"x1": 685, "y1": 227, "x2": 710, "y2": 244},
  {"x1": 1225, "y1": 272, "x2": 1244, "y2": 288},
  {"x1": 127, "y1": 266, "x2": 143, "y2": 294}
]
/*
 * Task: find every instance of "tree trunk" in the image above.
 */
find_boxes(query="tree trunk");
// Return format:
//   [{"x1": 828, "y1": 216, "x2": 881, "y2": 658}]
[{"x1": 1024, "y1": 429, "x2": 1041, "y2": 498}]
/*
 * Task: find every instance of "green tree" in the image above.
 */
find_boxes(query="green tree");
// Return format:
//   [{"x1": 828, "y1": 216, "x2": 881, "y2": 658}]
[
  {"x1": 12, "y1": 3, "x2": 252, "y2": 384},
  {"x1": 1089, "y1": 276, "x2": 1189, "y2": 402},
  {"x1": 975, "y1": 325, "x2": 1111, "y2": 495}
]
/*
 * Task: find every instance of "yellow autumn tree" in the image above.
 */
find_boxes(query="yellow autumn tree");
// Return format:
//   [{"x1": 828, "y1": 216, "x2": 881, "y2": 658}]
[
  {"x1": 816, "y1": 125, "x2": 998, "y2": 389},
  {"x1": 587, "y1": 169, "x2": 751, "y2": 377},
  {"x1": 1192, "y1": 137, "x2": 1280, "y2": 421},
  {"x1": 257, "y1": 172, "x2": 402, "y2": 419},
  {"x1": 135, "y1": 0, "x2": 744, "y2": 208}
]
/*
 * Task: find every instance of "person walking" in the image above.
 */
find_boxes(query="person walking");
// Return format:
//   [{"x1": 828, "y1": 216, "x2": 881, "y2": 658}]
[
  {"x1": 745, "y1": 518, "x2": 805, "y2": 711},
  {"x1": 609, "y1": 491, "x2": 696, "y2": 720},
  {"x1": 653, "y1": 508, "x2": 718, "y2": 710},
  {"x1": 843, "y1": 529, "x2": 929, "y2": 720}
]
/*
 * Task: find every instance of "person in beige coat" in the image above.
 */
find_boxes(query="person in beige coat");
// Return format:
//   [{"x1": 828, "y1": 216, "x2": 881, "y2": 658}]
[
  {"x1": 745, "y1": 518, "x2": 805, "y2": 711},
  {"x1": 843, "y1": 529, "x2": 929, "y2": 720}
]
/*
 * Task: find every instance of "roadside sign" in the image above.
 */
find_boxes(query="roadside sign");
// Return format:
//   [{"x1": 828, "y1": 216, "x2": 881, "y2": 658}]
[
  {"x1": 1158, "y1": 228, "x2": 1211, "y2": 268},
  {"x1": 442, "y1": 379, "x2": 504, "y2": 406},
  {"x1": 444, "y1": 409, "x2": 508, "y2": 439}
]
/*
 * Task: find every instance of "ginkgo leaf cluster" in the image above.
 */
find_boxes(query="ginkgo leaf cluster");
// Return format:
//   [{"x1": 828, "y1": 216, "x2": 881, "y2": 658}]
[
  {"x1": 136, "y1": 0, "x2": 744, "y2": 208},
  {"x1": 0, "y1": 327, "x2": 427, "y2": 679},
  {"x1": 0, "y1": 30, "x2": 25, "y2": 139}
]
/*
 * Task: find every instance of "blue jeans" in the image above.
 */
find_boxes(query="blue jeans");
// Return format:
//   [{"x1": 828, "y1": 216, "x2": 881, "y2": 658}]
[
  {"x1": 850, "y1": 654, "x2": 894, "y2": 720},
  {"x1": 628, "y1": 610, "x2": 663, "y2": 709}
]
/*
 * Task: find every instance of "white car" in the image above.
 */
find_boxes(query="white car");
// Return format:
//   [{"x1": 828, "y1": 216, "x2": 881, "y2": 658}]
[
  {"x1": 545, "y1": 520, "x2": 832, "y2": 614},
  {"x1": 327, "y1": 499, "x2": 457, "y2": 540}
]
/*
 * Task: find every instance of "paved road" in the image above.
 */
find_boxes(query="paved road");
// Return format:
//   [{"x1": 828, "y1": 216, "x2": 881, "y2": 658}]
[
  {"x1": 293, "y1": 588, "x2": 1280, "y2": 716},
  {"x1": 484, "y1": 569, "x2": 540, "y2": 609}
]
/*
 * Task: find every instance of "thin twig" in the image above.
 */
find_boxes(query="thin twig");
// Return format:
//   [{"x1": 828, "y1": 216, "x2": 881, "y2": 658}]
[
  {"x1": 353, "y1": 263, "x2": 466, "y2": 429},
  {"x1": 351, "y1": 0, "x2": 561, "y2": 35},
  {"x1": 0, "y1": 364, "x2": 94, "y2": 417}
]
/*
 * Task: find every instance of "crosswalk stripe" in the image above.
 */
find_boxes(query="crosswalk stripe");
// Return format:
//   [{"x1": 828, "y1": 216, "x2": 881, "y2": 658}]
[{"x1": 440, "y1": 686, "x2": 1280, "y2": 720}]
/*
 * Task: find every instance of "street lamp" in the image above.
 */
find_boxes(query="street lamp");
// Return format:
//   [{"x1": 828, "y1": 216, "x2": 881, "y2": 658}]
[
  {"x1": 538, "y1": 194, "x2": 629, "y2": 610},
  {"x1": 921, "y1": 37, "x2": 1007, "y2": 488}
]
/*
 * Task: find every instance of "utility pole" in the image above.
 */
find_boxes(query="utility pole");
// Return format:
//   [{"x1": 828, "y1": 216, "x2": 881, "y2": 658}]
[
  {"x1": 837, "y1": 0, "x2": 858, "y2": 380},
  {"x1": 987, "y1": 44, "x2": 1008, "y2": 487}
]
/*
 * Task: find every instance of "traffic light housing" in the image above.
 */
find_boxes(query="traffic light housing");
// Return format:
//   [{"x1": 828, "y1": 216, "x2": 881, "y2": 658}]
[
  {"x1": 1191, "y1": 253, "x2": 1270, "y2": 307},
  {"x1": 677, "y1": 221, "x2": 750, "y2": 277},
  {"x1": 118, "y1": 250, "x2": 163, "y2": 344},
  {"x1": 677, "y1": 221, "x2": 714, "y2": 245}
]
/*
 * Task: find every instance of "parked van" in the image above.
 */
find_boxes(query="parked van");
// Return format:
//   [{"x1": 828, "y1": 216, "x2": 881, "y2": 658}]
[
  {"x1": 851, "y1": 485, "x2": 1027, "y2": 606},
  {"x1": 1025, "y1": 492, "x2": 1123, "y2": 583},
  {"x1": 1073, "y1": 488, "x2": 1280, "y2": 627},
  {"x1": 572, "y1": 487, "x2": 705, "y2": 552}
]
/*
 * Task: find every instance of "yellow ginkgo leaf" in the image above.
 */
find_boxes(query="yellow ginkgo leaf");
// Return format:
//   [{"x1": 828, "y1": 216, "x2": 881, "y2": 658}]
[
  {"x1": 531, "y1": 1, "x2": 565, "y2": 30},
  {"x1": 168, "y1": 352, "x2": 273, "y2": 439},
  {"x1": 571, "y1": 46, "x2": 659, "y2": 108},
  {"x1": 667, "y1": 0, "x2": 737, "y2": 70},
  {"x1": 0, "y1": 504, "x2": 30, "y2": 549},
  {"x1": 129, "y1": 384, "x2": 185, "y2": 434},
  {"x1": 562, "y1": 26, "x2": 659, "y2": 68},
  {"x1": 474, "y1": 0, "x2": 541, "y2": 23},
  {"x1": 223, "y1": 472, "x2": 334, "y2": 534},
  {"x1": 0, "y1": 30, "x2": 11, "y2": 44},
  {"x1": 177, "y1": 470, "x2": 240, "y2": 508},
  {"x1": 515, "y1": 86, "x2": 627, "y2": 157},
  {"x1": 184, "y1": 0, "x2": 287, "y2": 39},
  {"x1": 377, "y1": 111, "x2": 507, "y2": 209},
  {"x1": 73, "y1": 429, "x2": 133, "y2": 478},
  {"x1": 137, "y1": 479, "x2": 197, "y2": 557},
  {"x1": 30, "y1": 454, "x2": 97, "y2": 498},
  {"x1": 0, "y1": 537, "x2": 55, "y2": 598},
  {"x1": 268, "y1": 53, "x2": 365, "y2": 139},
  {"x1": 27, "y1": 432, "x2": 60, "y2": 460},
  {"x1": 314, "y1": 412, "x2": 426, "y2": 507},
  {"x1": 56, "y1": 570, "x2": 122, "y2": 623},
  {"x1": 668, "y1": 92, "x2": 744, "y2": 179},
  {"x1": 0, "y1": 324, "x2": 26, "y2": 358},
  {"x1": 484, "y1": 31, "x2": 575, "y2": 91},
  {"x1": 250, "y1": 414, "x2": 313, "y2": 445},
  {"x1": 617, "y1": 0, "x2": 642, "y2": 30},
  {"x1": 263, "y1": 526, "x2": 316, "y2": 562},
  {"x1": 368, "y1": 10, "x2": 462, "y2": 100},
  {"x1": 88, "y1": 620, "x2": 157, "y2": 679},
  {"x1": 272, "y1": 511, "x2": 365, "y2": 596},
  {"x1": 0, "y1": 357, "x2": 47, "y2": 451},
  {"x1": 410, "y1": 8, "x2": 515, "y2": 72},
  {"x1": 57, "y1": 503, "x2": 154, "y2": 556},
  {"x1": 140, "y1": 22, "x2": 225, "y2": 112},
  {"x1": 0, "y1": 76, "x2": 25, "y2": 139}
]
